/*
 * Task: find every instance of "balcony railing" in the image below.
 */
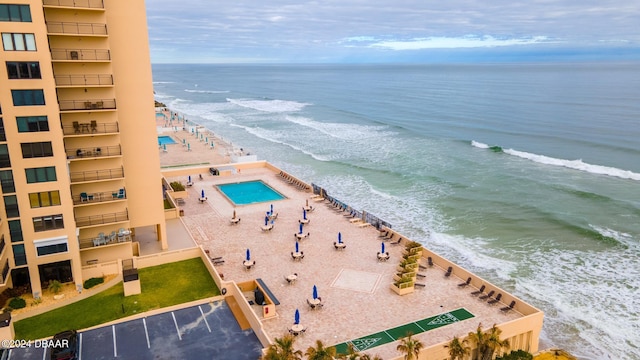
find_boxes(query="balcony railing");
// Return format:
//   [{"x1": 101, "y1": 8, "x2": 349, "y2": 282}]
[
  {"x1": 62, "y1": 121, "x2": 119, "y2": 135},
  {"x1": 55, "y1": 74, "x2": 113, "y2": 87},
  {"x1": 70, "y1": 167, "x2": 124, "y2": 183},
  {"x1": 59, "y1": 99, "x2": 116, "y2": 111},
  {"x1": 67, "y1": 145, "x2": 121, "y2": 159},
  {"x1": 43, "y1": 0, "x2": 104, "y2": 9},
  {"x1": 50, "y1": 49, "x2": 110, "y2": 61},
  {"x1": 75, "y1": 210, "x2": 128, "y2": 228},
  {"x1": 72, "y1": 189, "x2": 126, "y2": 205},
  {"x1": 47, "y1": 22, "x2": 107, "y2": 35},
  {"x1": 79, "y1": 230, "x2": 132, "y2": 249}
]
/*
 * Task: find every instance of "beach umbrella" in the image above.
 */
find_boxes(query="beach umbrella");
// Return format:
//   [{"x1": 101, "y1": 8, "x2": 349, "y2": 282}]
[
  {"x1": 381, "y1": 242, "x2": 385, "y2": 254},
  {"x1": 303, "y1": 209, "x2": 307, "y2": 220},
  {"x1": 270, "y1": 204, "x2": 274, "y2": 213},
  {"x1": 201, "y1": 189, "x2": 205, "y2": 199},
  {"x1": 338, "y1": 232, "x2": 342, "y2": 244},
  {"x1": 264, "y1": 216, "x2": 269, "y2": 226},
  {"x1": 188, "y1": 175, "x2": 191, "y2": 183},
  {"x1": 299, "y1": 222, "x2": 304, "y2": 234},
  {"x1": 312, "y1": 285, "x2": 318, "y2": 300},
  {"x1": 233, "y1": 210, "x2": 236, "y2": 219},
  {"x1": 295, "y1": 241, "x2": 299, "y2": 253},
  {"x1": 294, "y1": 309, "x2": 300, "y2": 325},
  {"x1": 246, "y1": 248, "x2": 251, "y2": 261}
]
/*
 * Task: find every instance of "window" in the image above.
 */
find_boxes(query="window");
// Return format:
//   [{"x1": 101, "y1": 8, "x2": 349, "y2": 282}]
[
  {"x1": 0, "y1": 5, "x2": 31, "y2": 22},
  {"x1": 8, "y1": 220, "x2": 22, "y2": 242},
  {"x1": 11, "y1": 89, "x2": 44, "y2": 106},
  {"x1": 1, "y1": 260, "x2": 8, "y2": 283},
  {"x1": 12, "y1": 244, "x2": 26, "y2": 266},
  {"x1": 33, "y1": 214, "x2": 64, "y2": 232},
  {"x1": 0, "y1": 235, "x2": 4, "y2": 254},
  {"x1": 6, "y1": 61, "x2": 40, "y2": 79},
  {"x1": 0, "y1": 144, "x2": 9, "y2": 168},
  {"x1": 2, "y1": 32, "x2": 35, "y2": 51},
  {"x1": 21, "y1": 141, "x2": 53, "y2": 158},
  {"x1": 3, "y1": 194, "x2": 18, "y2": 217},
  {"x1": 29, "y1": 190, "x2": 61, "y2": 208},
  {"x1": 34, "y1": 236, "x2": 68, "y2": 256},
  {"x1": 25, "y1": 166, "x2": 56, "y2": 183},
  {"x1": 0, "y1": 169, "x2": 14, "y2": 193},
  {"x1": 17, "y1": 116, "x2": 48, "y2": 132},
  {"x1": 0, "y1": 117, "x2": 5, "y2": 140}
]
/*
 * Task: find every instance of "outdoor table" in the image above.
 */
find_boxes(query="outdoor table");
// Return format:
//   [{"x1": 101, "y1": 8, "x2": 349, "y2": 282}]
[
  {"x1": 286, "y1": 274, "x2": 298, "y2": 283},
  {"x1": 295, "y1": 233, "x2": 308, "y2": 240},
  {"x1": 299, "y1": 218, "x2": 310, "y2": 224},
  {"x1": 377, "y1": 252, "x2": 390, "y2": 261},
  {"x1": 308, "y1": 298, "x2": 321, "y2": 306},
  {"x1": 230, "y1": 217, "x2": 240, "y2": 224},
  {"x1": 291, "y1": 324, "x2": 304, "y2": 333},
  {"x1": 243, "y1": 260, "x2": 254, "y2": 270},
  {"x1": 292, "y1": 252, "x2": 303, "y2": 261},
  {"x1": 334, "y1": 242, "x2": 346, "y2": 250},
  {"x1": 199, "y1": 197, "x2": 207, "y2": 203}
]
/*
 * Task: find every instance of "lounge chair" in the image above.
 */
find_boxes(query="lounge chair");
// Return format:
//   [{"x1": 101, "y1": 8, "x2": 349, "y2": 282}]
[
  {"x1": 479, "y1": 290, "x2": 495, "y2": 300},
  {"x1": 427, "y1": 257, "x2": 434, "y2": 266},
  {"x1": 471, "y1": 285, "x2": 486, "y2": 296},
  {"x1": 501, "y1": 300, "x2": 516, "y2": 312},
  {"x1": 390, "y1": 237, "x2": 402, "y2": 245},
  {"x1": 488, "y1": 293, "x2": 503, "y2": 305},
  {"x1": 378, "y1": 230, "x2": 389, "y2": 238},
  {"x1": 416, "y1": 273, "x2": 426, "y2": 278},
  {"x1": 414, "y1": 283, "x2": 426, "y2": 288},
  {"x1": 458, "y1": 277, "x2": 472, "y2": 287},
  {"x1": 444, "y1": 266, "x2": 453, "y2": 277}
]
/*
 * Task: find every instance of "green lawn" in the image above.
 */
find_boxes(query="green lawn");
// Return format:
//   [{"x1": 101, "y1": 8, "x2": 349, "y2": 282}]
[{"x1": 14, "y1": 258, "x2": 219, "y2": 340}]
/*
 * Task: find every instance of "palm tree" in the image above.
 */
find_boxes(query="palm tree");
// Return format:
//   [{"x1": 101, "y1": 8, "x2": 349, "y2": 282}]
[
  {"x1": 337, "y1": 343, "x2": 360, "y2": 360},
  {"x1": 482, "y1": 324, "x2": 509, "y2": 360},
  {"x1": 468, "y1": 323, "x2": 488, "y2": 360},
  {"x1": 446, "y1": 336, "x2": 471, "y2": 360},
  {"x1": 305, "y1": 340, "x2": 336, "y2": 360},
  {"x1": 396, "y1": 332, "x2": 423, "y2": 360},
  {"x1": 359, "y1": 355, "x2": 384, "y2": 360},
  {"x1": 262, "y1": 335, "x2": 303, "y2": 360}
]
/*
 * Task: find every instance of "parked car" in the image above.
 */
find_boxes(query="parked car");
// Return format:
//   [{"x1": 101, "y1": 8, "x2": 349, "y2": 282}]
[{"x1": 50, "y1": 330, "x2": 79, "y2": 360}]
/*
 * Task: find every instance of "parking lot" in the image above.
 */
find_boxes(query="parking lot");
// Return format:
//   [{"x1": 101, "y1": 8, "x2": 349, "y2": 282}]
[{"x1": 7, "y1": 301, "x2": 263, "y2": 360}]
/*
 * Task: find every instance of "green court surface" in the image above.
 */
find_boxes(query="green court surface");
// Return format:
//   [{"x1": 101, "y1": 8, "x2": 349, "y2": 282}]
[{"x1": 333, "y1": 308, "x2": 474, "y2": 354}]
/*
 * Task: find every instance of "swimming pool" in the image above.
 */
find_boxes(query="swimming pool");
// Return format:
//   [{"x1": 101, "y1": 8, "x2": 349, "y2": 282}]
[
  {"x1": 157, "y1": 136, "x2": 177, "y2": 145},
  {"x1": 217, "y1": 180, "x2": 286, "y2": 205}
]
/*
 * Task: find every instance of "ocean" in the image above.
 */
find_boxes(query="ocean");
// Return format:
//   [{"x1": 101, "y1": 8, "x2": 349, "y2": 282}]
[{"x1": 151, "y1": 63, "x2": 640, "y2": 359}]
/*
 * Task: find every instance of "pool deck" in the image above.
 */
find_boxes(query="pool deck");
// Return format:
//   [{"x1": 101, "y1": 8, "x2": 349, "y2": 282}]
[{"x1": 156, "y1": 118, "x2": 525, "y2": 359}]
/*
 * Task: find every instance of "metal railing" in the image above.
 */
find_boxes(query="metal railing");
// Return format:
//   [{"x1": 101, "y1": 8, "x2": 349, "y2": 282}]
[
  {"x1": 58, "y1": 98, "x2": 116, "y2": 111},
  {"x1": 66, "y1": 145, "x2": 121, "y2": 159},
  {"x1": 75, "y1": 210, "x2": 128, "y2": 227},
  {"x1": 79, "y1": 233, "x2": 131, "y2": 249},
  {"x1": 46, "y1": 21, "x2": 107, "y2": 35},
  {"x1": 62, "y1": 121, "x2": 119, "y2": 135},
  {"x1": 72, "y1": 189, "x2": 126, "y2": 205},
  {"x1": 55, "y1": 74, "x2": 113, "y2": 87},
  {"x1": 50, "y1": 48, "x2": 110, "y2": 61},
  {"x1": 70, "y1": 167, "x2": 124, "y2": 183},
  {"x1": 43, "y1": 0, "x2": 104, "y2": 9}
]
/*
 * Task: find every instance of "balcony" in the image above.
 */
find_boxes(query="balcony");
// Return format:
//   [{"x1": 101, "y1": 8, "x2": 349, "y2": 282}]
[
  {"x1": 70, "y1": 167, "x2": 124, "y2": 183},
  {"x1": 50, "y1": 49, "x2": 110, "y2": 61},
  {"x1": 47, "y1": 22, "x2": 107, "y2": 36},
  {"x1": 67, "y1": 145, "x2": 121, "y2": 159},
  {"x1": 59, "y1": 99, "x2": 116, "y2": 111},
  {"x1": 75, "y1": 210, "x2": 128, "y2": 228},
  {"x1": 55, "y1": 74, "x2": 113, "y2": 87},
  {"x1": 73, "y1": 188, "x2": 126, "y2": 205},
  {"x1": 62, "y1": 121, "x2": 119, "y2": 135},
  {"x1": 79, "y1": 229, "x2": 132, "y2": 250},
  {"x1": 43, "y1": 0, "x2": 104, "y2": 9}
]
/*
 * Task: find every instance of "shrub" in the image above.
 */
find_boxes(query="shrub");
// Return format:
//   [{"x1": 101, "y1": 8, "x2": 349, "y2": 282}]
[
  {"x1": 83, "y1": 277, "x2": 105, "y2": 290},
  {"x1": 170, "y1": 181, "x2": 185, "y2": 191},
  {"x1": 496, "y1": 350, "x2": 533, "y2": 360},
  {"x1": 48, "y1": 280, "x2": 63, "y2": 294},
  {"x1": 9, "y1": 297, "x2": 26, "y2": 310}
]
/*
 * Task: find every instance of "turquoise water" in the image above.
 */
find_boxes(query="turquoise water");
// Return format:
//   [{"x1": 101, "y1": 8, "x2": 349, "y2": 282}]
[
  {"x1": 152, "y1": 63, "x2": 640, "y2": 359},
  {"x1": 217, "y1": 180, "x2": 285, "y2": 205},
  {"x1": 157, "y1": 135, "x2": 176, "y2": 145}
]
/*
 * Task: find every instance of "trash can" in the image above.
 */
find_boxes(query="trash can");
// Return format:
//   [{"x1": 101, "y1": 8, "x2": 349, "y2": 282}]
[{"x1": 179, "y1": 209, "x2": 184, "y2": 216}]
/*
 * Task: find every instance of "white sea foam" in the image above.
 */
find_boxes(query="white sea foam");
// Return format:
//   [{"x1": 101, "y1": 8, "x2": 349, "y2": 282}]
[
  {"x1": 470, "y1": 140, "x2": 490, "y2": 149},
  {"x1": 285, "y1": 115, "x2": 395, "y2": 141},
  {"x1": 152, "y1": 81, "x2": 175, "y2": 84},
  {"x1": 184, "y1": 89, "x2": 230, "y2": 94},
  {"x1": 226, "y1": 98, "x2": 310, "y2": 112}
]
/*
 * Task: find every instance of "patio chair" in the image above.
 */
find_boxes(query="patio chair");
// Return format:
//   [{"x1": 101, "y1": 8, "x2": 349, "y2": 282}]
[
  {"x1": 73, "y1": 121, "x2": 81, "y2": 134},
  {"x1": 471, "y1": 285, "x2": 486, "y2": 296},
  {"x1": 458, "y1": 277, "x2": 472, "y2": 287},
  {"x1": 488, "y1": 293, "x2": 503, "y2": 305},
  {"x1": 90, "y1": 120, "x2": 98, "y2": 133},
  {"x1": 80, "y1": 192, "x2": 89, "y2": 202},
  {"x1": 479, "y1": 290, "x2": 495, "y2": 300},
  {"x1": 117, "y1": 188, "x2": 125, "y2": 199},
  {"x1": 427, "y1": 257, "x2": 434, "y2": 267},
  {"x1": 390, "y1": 237, "x2": 402, "y2": 245},
  {"x1": 306, "y1": 299, "x2": 316, "y2": 309},
  {"x1": 501, "y1": 300, "x2": 516, "y2": 312}
]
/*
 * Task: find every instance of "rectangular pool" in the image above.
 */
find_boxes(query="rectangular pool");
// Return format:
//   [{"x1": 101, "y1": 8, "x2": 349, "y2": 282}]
[
  {"x1": 217, "y1": 180, "x2": 286, "y2": 205},
  {"x1": 158, "y1": 136, "x2": 177, "y2": 145}
]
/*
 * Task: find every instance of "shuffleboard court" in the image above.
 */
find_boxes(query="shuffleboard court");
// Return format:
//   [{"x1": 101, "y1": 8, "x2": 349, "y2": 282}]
[{"x1": 334, "y1": 308, "x2": 474, "y2": 354}]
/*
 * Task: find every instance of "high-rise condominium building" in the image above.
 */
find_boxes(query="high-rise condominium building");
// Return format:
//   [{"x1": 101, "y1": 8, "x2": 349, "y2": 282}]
[{"x1": 0, "y1": 0, "x2": 167, "y2": 299}]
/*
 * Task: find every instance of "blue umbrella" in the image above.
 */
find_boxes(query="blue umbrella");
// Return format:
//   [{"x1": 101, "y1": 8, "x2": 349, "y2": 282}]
[
  {"x1": 295, "y1": 241, "x2": 299, "y2": 253},
  {"x1": 312, "y1": 285, "x2": 318, "y2": 300},
  {"x1": 246, "y1": 248, "x2": 250, "y2": 261},
  {"x1": 381, "y1": 242, "x2": 385, "y2": 254},
  {"x1": 299, "y1": 222, "x2": 304, "y2": 234},
  {"x1": 188, "y1": 175, "x2": 191, "y2": 183},
  {"x1": 294, "y1": 309, "x2": 300, "y2": 325},
  {"x1": 303, "y1": 209, "x2": 307, "y2": 220},
  {"x1": 270, "y1": 204, "x2": 274, "y2": 213},
  {"x1": 264, "y1": 216, "x2": 269, "y2": 226},
  {"x1": 338, "y1": 232, "x2": 342, "y2": 244},
  {"x1": 201, "y1": 189, "x2": 205, "y2": 198}
]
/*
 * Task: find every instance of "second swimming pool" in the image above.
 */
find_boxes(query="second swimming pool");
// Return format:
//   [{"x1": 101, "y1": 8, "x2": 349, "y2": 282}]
[{"x1": 217, "y1": 180, "x2": 286, "y2": 205}]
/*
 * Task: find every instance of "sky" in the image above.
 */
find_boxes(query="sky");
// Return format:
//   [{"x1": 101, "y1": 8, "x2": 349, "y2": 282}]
[{"x1": 145, "y1": 0, "x2": 640, "y2": 64}]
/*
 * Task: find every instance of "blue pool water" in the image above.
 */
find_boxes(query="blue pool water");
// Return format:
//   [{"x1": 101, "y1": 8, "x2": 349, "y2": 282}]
[
  {"x1": 157, "y1": 135, "x2": 177, "y2": 145},
  {"x1": 217, "y1": 180, "x2": 286, "y2": 205}
]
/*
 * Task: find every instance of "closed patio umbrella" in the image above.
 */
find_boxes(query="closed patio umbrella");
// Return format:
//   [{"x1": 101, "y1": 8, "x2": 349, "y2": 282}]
[
  {"x1": 312, "y1": 285, "x2": 318, "y2": 300},
  {"x1": 233, "y1": 210, "x2": 236, "y2": 219},
  {"x1": 381, "y1": 242, "x2": 385, "y2": 254},
  {"x1": 264, "y1": 216, "x2": 269, "y2": 226},
  {"x1": 303, "y1": 209, "x2": 307, "y2": 220},
  {"x1": 201, "y1": 189, "x2": 205, "y2": 199},
  {"x1": 338, "y1": 232, "x2": 342, "y2": 244},
  {"x1": 299, "y1": 223, "x2": 304, "y2": 234},
  {"x1": 188, "y1": 175, "x2": 191, "y2": 183},
  {"x1": 295, "y1": 241, "x2": 299, "y2": 253},
  {"x1": 246, "y1": 248, "x2": 251, "y2": 261},
  {"x1": 270, "y1": 204, "x2": 274, "y2": 213},
  {"x1": 294, "y1": 309, "x2": 300, "y2": 325}
]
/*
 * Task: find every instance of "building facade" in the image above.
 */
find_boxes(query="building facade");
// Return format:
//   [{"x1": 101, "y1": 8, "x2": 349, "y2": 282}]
[{"x1": 0, "y1": 0, "x2": 166, "y2": 299}]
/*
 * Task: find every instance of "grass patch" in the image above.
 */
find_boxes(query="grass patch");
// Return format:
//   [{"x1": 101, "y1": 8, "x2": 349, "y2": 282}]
[{"x1": 14, "y1": 258, "x2": 219, "y2": 340}]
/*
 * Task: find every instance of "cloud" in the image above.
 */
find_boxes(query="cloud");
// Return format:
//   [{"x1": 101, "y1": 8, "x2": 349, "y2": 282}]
[{"x1": 366, "y1": 35, "x2": 558, "y2": 50}]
